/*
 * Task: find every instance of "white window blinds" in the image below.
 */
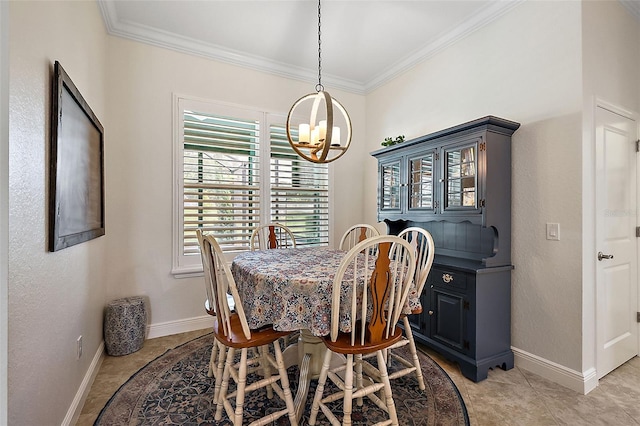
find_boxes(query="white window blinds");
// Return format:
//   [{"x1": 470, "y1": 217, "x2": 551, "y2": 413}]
[
  {"x1": 269, "y1": 125, "x2": 329, "y2": 246},
  {"x1": 183, "y1": 110, "x2": 260, "y2": 254},
  {"x1": 173, "y1": 97, "x2": 331, "y2": 275}
]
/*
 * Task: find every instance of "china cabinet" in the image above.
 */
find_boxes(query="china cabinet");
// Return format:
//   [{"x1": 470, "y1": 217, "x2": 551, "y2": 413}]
[{"x1": 372, "y1": 116, "x2": 519, "y2": 382}]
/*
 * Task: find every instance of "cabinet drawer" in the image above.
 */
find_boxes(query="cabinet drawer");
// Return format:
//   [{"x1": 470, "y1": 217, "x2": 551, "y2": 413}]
[{"x1": 430, "y1": 268, "x2": 467, "y2": 291}]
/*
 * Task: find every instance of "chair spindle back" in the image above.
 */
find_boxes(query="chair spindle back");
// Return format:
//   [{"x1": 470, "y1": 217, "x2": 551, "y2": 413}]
[
  {"x1": 198, "y1": 231, "x2": 251, "y2": 340},
  {"x1": 331, "y1": 235, "x2": 416, "y2": 346},
  {"x1": 339, "y1": 223, "x2": 381, "y2": 251},
  {"x1": 397, "y1": 227, "x2": 435, "y2": 296},
  {"x1": 250, "y1": 223, "x2": 296, "y2": 251}
]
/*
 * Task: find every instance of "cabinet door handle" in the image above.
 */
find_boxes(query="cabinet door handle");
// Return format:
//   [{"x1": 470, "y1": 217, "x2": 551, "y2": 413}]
[
  {"x1": 442, "y1": 273, "x2": 454, "y2": 283},
  {"x1": 428, "y1": 310, "x2": 434, "y2": 315}
]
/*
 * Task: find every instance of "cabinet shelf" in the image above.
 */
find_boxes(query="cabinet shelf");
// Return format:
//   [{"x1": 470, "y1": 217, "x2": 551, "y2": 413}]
[{"x1": 373, "y1": 116, "x2": 519, "y2": 382}]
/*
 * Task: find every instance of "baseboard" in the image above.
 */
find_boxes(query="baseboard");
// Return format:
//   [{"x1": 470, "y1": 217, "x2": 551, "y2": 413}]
[
  {"x1": 62, "y1": 341, "x2": 105, "y2": 426},
  {"x1": 146, "y1": 314, "x2": 213, "y2": 339},
  {"x1": 64, "y1": 316, "x2": 212, "y2": 424},
  {"x1": 512, "y1": 346, "x2": 598, "y2": 394}
]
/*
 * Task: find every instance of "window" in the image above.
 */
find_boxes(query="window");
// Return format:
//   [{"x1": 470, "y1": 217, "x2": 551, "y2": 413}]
[
  {"x1": 269, "y1": 125, "x2": 329, "y2": 246},
  {"x1": 173, "y1": 96, "x2": 330, "y2": 275}
]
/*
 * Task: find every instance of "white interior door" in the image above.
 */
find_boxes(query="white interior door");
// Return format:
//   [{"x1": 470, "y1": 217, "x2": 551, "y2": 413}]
[{"x1": 595, "y1": 105, "x2": 639, "y2": 379}]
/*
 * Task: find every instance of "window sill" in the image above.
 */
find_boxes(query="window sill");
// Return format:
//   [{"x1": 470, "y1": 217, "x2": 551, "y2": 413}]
[{"x1": 171, "y1": 266, "x2": 203, "y2": 279}]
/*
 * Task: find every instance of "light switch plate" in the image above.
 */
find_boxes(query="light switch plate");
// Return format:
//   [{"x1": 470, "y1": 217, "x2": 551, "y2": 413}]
[{"x1": 546, "y1": 223, "x2": 560, "y2": 241}]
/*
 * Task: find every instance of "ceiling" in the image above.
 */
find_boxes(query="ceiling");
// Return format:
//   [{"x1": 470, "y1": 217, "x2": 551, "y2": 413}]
[{"x1": 97, "y1": 0, "x2": 639, "y2": 94}]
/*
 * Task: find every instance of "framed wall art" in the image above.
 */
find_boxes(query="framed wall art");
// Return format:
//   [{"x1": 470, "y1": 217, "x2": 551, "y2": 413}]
[{"x1": 49, "y1": 61, "x2": 104, "y2": 251}]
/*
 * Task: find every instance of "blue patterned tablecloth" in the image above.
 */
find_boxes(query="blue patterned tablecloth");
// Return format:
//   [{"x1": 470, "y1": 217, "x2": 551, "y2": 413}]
[{"x1": 231, "y1": 247, "x2": 421, "y2": 336}]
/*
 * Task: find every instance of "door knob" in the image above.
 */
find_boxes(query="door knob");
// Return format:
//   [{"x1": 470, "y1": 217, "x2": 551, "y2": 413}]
[{"x1": 597, "y1": 252, "x2": 614, "y2": 261}]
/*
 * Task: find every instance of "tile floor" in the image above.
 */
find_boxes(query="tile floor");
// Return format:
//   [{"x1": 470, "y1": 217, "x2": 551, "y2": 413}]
[{"x1": 77, "y1": 330, "x2": 640, "y2": 425}]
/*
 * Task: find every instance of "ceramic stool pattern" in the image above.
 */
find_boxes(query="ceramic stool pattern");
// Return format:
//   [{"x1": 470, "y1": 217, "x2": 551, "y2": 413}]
[{"x1": 104, "y1": 296, "x2": 147, "y2": 356}]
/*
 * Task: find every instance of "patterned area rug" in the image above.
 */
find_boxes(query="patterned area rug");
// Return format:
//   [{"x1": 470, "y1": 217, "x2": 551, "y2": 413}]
[{"x1": 95, "y1": 333, "x2": 469, "y2": 425}]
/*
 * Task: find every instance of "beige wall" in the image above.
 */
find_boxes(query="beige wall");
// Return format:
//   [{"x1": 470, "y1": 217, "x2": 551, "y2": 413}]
[
  {"x1": 365, "y1": 0, "x2": 585, "y2": 370},
  {"x1": 103, "y1": 36, "x2": 367, "y2": 327},
  {"x1": 580, "y1": 1, "x2": 640, "y2": 374},
  {"x1": 8, "y1": 1, "x2": 108, "y2": 424}
]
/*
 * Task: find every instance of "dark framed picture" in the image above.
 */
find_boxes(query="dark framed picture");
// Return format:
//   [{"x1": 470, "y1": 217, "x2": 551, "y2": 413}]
[{"x1": 49, "y1": 61, "x2": 105, "y2": 251}]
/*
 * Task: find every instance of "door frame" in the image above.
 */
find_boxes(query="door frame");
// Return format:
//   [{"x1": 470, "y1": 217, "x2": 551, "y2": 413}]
[{"x1": 586, "y1": 97, "x2": 640, "y2": 389}]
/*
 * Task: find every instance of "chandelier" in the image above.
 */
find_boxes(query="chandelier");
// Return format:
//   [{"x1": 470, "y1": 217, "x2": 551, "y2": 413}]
[{"x1": 286, "y1": 0, "x2": 352, "y2": 164}]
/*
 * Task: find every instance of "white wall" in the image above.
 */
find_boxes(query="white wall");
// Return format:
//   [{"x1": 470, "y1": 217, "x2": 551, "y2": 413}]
[
  {"x1": 365, "y1": 0, "x2": 585, "y2": 372},
  {"x1": 580, "y1": 0, "x2": 640, "y2": 377},
  {"x1": 103, "y1": 36, "x2": 366, "y2": 329},
  {"x1": 8, "y1": 1, "x2": 108, "y2": 424},
  {"x1": 0, "y1": 1, "x2": 9, "y2": 423}
]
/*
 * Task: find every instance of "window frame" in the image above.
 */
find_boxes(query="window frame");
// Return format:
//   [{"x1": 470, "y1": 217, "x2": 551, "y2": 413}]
[{"x1": 172, "y1": 95, "x2": 333, "y2": 277}]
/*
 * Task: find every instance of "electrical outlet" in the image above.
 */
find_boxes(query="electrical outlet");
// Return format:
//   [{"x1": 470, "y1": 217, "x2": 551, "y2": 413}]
[{"x1": 77, "y1": 335, "x2": 83, "y2": 359}]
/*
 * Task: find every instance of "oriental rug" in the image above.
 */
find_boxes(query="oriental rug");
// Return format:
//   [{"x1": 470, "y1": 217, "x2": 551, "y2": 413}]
[{"x1": 95, "y1": 333, "x2": 469, "y2": 425}]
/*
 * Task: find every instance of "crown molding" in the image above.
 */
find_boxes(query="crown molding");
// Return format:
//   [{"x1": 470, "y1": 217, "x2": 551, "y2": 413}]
[
  {"x1": 97, "y1": 0, "x2": 366, "y2": 94},
  {"x1": 98, "y1": 0, "x2": 523, "y2": 96},
  {"x1": 620, "y1": 0, "x2": 640, "y2": 21}
]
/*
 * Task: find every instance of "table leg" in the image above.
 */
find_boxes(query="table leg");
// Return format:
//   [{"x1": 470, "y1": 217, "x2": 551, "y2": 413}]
[
  {"x1": 282, "y1": 330, "x2": 346, "y2": 422},
  {"x1": 294, "y1": 353, "x2": 311, "y2": 421}
]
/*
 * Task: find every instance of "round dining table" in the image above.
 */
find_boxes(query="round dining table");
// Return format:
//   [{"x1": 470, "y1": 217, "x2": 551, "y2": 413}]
[
  {"x1": 231, "y1": 246, "x2": 421, "y2": 420},
  {"x1": 232, "y1": 247, "x2": 421, "y2": 335}
]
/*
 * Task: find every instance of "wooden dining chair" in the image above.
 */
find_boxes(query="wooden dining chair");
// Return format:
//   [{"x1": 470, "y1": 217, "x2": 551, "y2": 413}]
[
  {"x1": 339, "y1": 223, "x2": 380, "y2": 251},
  {"x1": 196, "y1": 229, "x2": 228, "y2": 396},
  {"x1": 200, "y1": 232, "x2": 298, "y2": 426},
  {"x1": 386, "y1": 226, "x2": 435, "y2": 391},
  {"x1": 308, "y1": 235, "x2": 416, "y2": 426},
  {"x1": 250, "y1": 223, "x2": 296, "y2": 250}
]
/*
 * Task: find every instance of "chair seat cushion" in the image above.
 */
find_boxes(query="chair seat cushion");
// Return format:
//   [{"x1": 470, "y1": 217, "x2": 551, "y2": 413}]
[
  {"x1": 322, "y1": 325, "x2": 404, "y2": 355},
  {"x1": 213, "y1": 314, "x2": 292, "y2": 349}
]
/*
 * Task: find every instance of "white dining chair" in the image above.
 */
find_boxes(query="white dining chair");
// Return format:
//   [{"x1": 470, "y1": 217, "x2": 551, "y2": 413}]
[
  {"x1": 386, "y1": 226, "x2": 435, "y2": 390},
  {"x1": 200, "y1": 232, "x2": 298, "y2": 426},
  {"x1": 196, "y1": 229, "x2": 228, "y2": 395},
  {"x1": 308, "y1": 235, "x2": 416, "y2": 426},
  {"x1": 250, "y1": 223, "x2": 297, "y2": 250},
  {"x1": 338, "y1": 223, "x2": 380, "y2": 251}
]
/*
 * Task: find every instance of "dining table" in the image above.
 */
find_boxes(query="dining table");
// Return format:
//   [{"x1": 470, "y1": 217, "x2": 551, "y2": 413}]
[{"x1": 231, "y1": 246, "x2": 421, "y2": 420}]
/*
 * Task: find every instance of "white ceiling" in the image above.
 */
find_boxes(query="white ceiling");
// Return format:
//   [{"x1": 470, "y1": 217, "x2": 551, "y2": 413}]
[{"x1": 97, "y1": 0, "x2": 640, "y2": 94}]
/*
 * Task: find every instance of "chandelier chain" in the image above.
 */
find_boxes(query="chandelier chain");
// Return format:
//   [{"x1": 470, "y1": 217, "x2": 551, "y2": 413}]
[{"x1": 316, "y1": 0, "x2": 323, "y2": 92}]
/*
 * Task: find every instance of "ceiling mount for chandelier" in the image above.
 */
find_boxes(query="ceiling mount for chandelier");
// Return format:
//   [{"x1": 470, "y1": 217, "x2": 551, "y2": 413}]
[{"x1": 286, "y1": 0, "x2": 352, "y2": 164}]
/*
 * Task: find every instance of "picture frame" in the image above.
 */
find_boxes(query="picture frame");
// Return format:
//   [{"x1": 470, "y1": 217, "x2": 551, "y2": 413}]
[{"x1": 49, "y1": 61, "x2": 105, "y2": 251}]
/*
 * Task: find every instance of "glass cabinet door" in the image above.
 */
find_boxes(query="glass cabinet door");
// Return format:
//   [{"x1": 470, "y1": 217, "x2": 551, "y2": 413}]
[
  {"x1": 408, "y1": 152, "x2": 435, "y2": 211},
  {"x1": 380, "y1": 160, "x2": 401, "y2": 211},
  {"x1": 443, "y1": 143, "x2": 478, "y2": 210}
]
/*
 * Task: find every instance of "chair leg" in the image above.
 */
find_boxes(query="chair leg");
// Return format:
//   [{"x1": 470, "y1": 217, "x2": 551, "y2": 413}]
[
  {"x1": 355, "y1": 353, "x2": 364, "y2": 407},
  {"x1": 273, "y1": 340, "x2": 298, "y2": 426},
  {"x1": 215, "y1": 347, "x2": 234, "y2": 421},
  {"x1": 343, "y1": 354, "x2": 354, "y2": 426},
  {"x1": 376, "y1": 350, "x2": 399, "y2": 426},
  {"x1": 403, "y1": 316, "x2": 426, "y2": 390},
  {"x1": 233, "y1": 348, "x2": 249, "y2": 425},
  {"x1": 208, "y1": 340, "x2": 218, "y2": 378},
  {"x1": 213, "y1": 342, "x2": 227, "y2": 405},
  {"x1": 258, "y1": 345, "x2": 274, "y2": 399},
  {"x1": 308, "y1": 348, "x2": 333, "y2": 425}
]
